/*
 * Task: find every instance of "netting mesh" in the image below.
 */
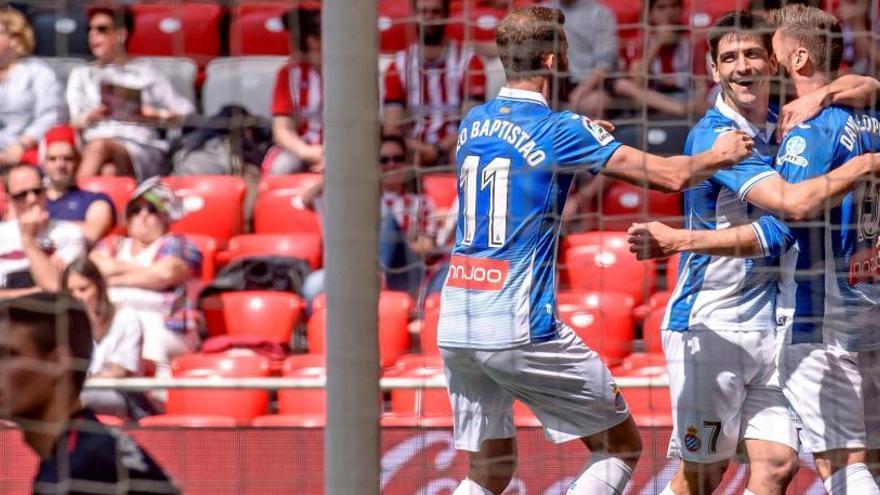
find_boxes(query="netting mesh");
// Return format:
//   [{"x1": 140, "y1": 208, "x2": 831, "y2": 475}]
[{"x1": 0, "y1": 0, "x2": 879, "y2": 493}]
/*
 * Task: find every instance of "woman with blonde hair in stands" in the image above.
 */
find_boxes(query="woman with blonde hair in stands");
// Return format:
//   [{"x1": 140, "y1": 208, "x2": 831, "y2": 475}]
[
  {"x1": 63, "y1": 256, "x2": 154, "y2": 419},
  {"x1": 0, "y1": 7, "x2": 65, "y2": 166}
]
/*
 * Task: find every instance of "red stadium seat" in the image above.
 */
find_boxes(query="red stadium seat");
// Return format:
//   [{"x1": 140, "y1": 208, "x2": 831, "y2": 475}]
[
  {"x1": 166, "y1": 351, "x2": 271, "y2": 424},
  {"x1": 128, "y1": 3, "x2": 222, "y2": 67},
  {"x1": 598, "y1": 0, "x2": 643, "y2": 39},
  {"x1": 77, "y1": 176, "x2": 137, "y2": 235},
  {"x1": 183, "y1": 234, "x2": 219, "y2": 283},
  {"x1": 164, "y1": 176, "x2": 246, "y2": 242},
  {"x1": 253, "y1": 189, "x2": 323, "y2": 236},
  {"x1": 221, "y1": 233, "x2": 323, "y2": 270},
  {"x1": 599, "y1": 181, "x2": 683, "y2": 231},
  {"x1": 200, "y1": 291, "x2": 305, "y2": 343},
  {"x1": 379, "y1": 0, "x2": 414, "y2": 53},
  {"x1": 384, "y1": 354, "x2": 451, "y2": 418},
  {"x1": 258, "y1": 173, "x2": 323, "y2": 194},
  {"x1": 512, "y1": 400, "x2": 541, "y2": 427},
  {"x1": 276, "y1": 354, "x2": 326, "y2": 426},
  {"x1": 682, "y1": 0, "x2": 747, "y2": 29},
  {"x1": 308, "y1": 291, "x2": 413, "y2": 367},
  {"x1": 666, "y1": 253, "x2": 681, "y2": 291},
  {"x1": 95, "y1": 414, "x2": 125, "y2": 426},
  {"x1": 251, "y1": 414, "x2": 325, "y2": 427},
  {"x1": 612, "y1": 353, "x2": 671, "y2": 426},
  {"x1": 557, "y1": 291, "x2": 636, "y2": 366},
  {"x1": 420, "y1": 173, "x2": 457, "y2": 212},
  {"x1": 418, "y1": 302, "x2": 440, "y2": 355},
  {"x1": 139, "y1": 415, "x2": 238, "y2": 427},
  {"x1": 642, "y1": 307, "x2": 666, "y2": 355},
  {"x1": 560, "y1": 231, "x2": 657, "y2": 305},
  {"x1": 229, "y1": 2, "x2": 310, "y2": 56},
  {"x1": 449, "y1": 2, "x2": 506, "y2": 43}
]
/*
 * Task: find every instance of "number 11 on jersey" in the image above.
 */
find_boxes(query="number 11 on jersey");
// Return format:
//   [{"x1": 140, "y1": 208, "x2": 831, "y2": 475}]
[{"x1": 460, "y1": 155, "x2": 511, "y2": 248}]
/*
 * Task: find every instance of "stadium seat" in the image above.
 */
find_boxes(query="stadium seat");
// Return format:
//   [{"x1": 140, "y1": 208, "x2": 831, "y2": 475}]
[
  {"x1": 599, "y1": 181, "x2": 683, "y2": 231},
  {"x1": 308, "y1": 291, "x2": 413, "y2": 368},
  {"x1": 275, "y1": 354, "x2": 326, "y2": 426},
  {"x1": 449, "y1": 2, "x2": 506, "y2": 43},
  {"x1": 560, "y1": 231, "x2": 657, "y2": 305},
  {"x1": 229, "y1": 2, "x2": 294, "y2": 56},
  {"x1": 166, "y1": 351, "x2": 271, "y2": 424},
  {"x1": 30, "y1": 8, "x2": 90, "y2": 57},
  {"x1": 139, "y1": 415, "x2": 238, "y2": 427},
  {"x1": 163, "y1": 176, "x2": 246, "y2": 242},
  {"x1": 202, "y1": 56, "x2": 289, "y2": 119},
  {"x1": 258, "y1": 173, "x2": 323, "y2": 194},
  {"x1": 420, "y1": 174, "x2": 457, "y2": 212},
  {"x1": 598, "y1": 0, "x2": 643, "y2": 39},
  {"x1": 682, "y1": 0, "x2": 746, "y2": 28},
  {"x1": 253, "y1": 189, "x2": 323, "y2": 237},
  {"x1": 221, "y1": 233, "x2": 323, "y2": 270},
  {"x1": 251, "y1": 414, "x2": 325, "y2": 427},
  {"x1": 642, "y1": 307, "x2": 666, "y2": 355},
  {"x1": 512, "y1": 400, "x2": 541, "y2": 427},
  {"x1": 557, "y1": 291, "x2": 636, "y2": 366},
  {"x1": 77, "y1": 176, "x2": 137, "y2": 236},
  {"x1": 131, "y1": 57, "x2": 198, "y2": 106},
  {"x1": 384, "y1": 354, "x2": 451, "y2": 418},
  {"x1": 40, "y1": 57, "x2": 88, "y2": 87},
  {"x1": 612, "y1": 353, "x2": 671, "y2": 426},
  {"x1": 183, "y1": 233, "x2": 219, "y2": 283},
  {"x1": 418, "y1": 302, "x2": 440, "y2": 355},
  {"x1": 95, "y1": 414, "x2": 125, "y2": 426},
  {"x1": 666, "y1": 253, "x2": 681, "y2": 291},
  {"x1": 378, "y1": 0, "x2": 414, "y2": 53},
  {"x1": 199, "y1": 291, "x2": 305, "y2": 343},
  {"x1": 128, "y1": 3, "x2": 222, "y2": 67}
]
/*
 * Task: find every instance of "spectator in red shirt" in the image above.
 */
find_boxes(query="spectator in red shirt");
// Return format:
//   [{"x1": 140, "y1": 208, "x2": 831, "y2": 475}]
[
  {"x1": 382, "y1": 0, "x2": 487, "y2": 167},
  {"x1": 263, "y1": 6, "x2": 324, "y2": 175}
]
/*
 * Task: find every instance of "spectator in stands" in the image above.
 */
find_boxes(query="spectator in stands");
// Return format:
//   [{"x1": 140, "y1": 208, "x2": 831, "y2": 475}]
[
  {"x1": 382, "y1": 0, "x2": 486, "y2": 167},
  {"x1": 620, "y1": 0, "x2": 709, "y2": 112},
  {"x1": 263, "y1": 6, "x2": 325, "y2": 175},
  {"x1": 837, "y1": 0, "x2": 878, "y2": 75},
  {"x1": 0, "y1": 165, "x2": 85, "y2": 298},
  {"x1": 41, "y1": 126, "x2": 116, "y2": 245},
  {"x1": 63, "y1": 257, "x2": 147, "y2": 419},
  {"x1": 0, "y1": 7, "x2": 64, "y2": 166},
  {"x1": 67, "y1": 6, "x2": 195, "y2": 181},
  {"x1": 301, "y1": 135, "x2": 439, "y2": 301},
  {"x1": 90, "y1": 178, "x2": 200, "y2": 380}
]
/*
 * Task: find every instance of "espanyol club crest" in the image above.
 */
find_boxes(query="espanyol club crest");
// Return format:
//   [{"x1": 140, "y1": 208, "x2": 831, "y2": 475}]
[
  {"x1": 684, "y1": 426, "x2": 702, "y2": 452},
  {"x1": 611, "y1": 383, "x2": 626, "y2": 412},
  {"x1": 776, "y1": 136, "x2": 809, "y2": 167}
]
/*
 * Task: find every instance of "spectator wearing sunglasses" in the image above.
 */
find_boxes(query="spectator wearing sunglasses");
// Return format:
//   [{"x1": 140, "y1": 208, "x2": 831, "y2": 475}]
[
  {"x1": 41, "y1": 126, "x2": 116, "y2": 245},
  {"x1": 0, "y1": 165, "x2": 85, "y2": 298},
  {"x1": 66, "y1": 6, "x2": 195, "y2": 182},
  {"x1": 90, "y1": 178, "x2": 200, "y2": 382}
]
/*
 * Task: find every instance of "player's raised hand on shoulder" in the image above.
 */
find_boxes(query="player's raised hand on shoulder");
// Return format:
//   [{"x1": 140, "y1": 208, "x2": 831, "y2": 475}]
[
  {"x1": 711, "y1": 130, "x2": 754, "y2": 166},
  {"x1": 627, "y1": 221, "x2": 683, "y2": 260},
  {"x1": 776, "y1": 89, "x2": 828, "y2": 140}
]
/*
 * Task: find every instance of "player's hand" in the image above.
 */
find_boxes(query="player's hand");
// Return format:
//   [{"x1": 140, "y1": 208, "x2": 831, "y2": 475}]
[
  {"x1": 17, "y1": 205, "x2": 49, "y2": 243},
  {"x1": 627, "y1": 221, "x2": 682, "y2": 260},
  {"x1": 711, "y1": 130, "x2": 754, "y2": 166},
  {"x1": 776, "y1": 88, "x2": 829, "y2": 140},
  {"x1": 866, "y1": 152, "x2": 880, "y2": 176},
  {"x1": 84, "y1": 105, "x2": 109, "y2": 126}
]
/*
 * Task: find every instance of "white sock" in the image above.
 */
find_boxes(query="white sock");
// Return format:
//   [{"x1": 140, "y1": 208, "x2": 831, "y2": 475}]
[
  {"x1": 658, "y1": 484, "x2": 677, "y2": 495},
  {"x1": 452, "y1": 478, "x2": 493, "y2": 495},
  {"x1": 823, "y1": 463, "x2": 880, "y2": 495},
  {"x1": 566, "y1": 452, "x2": 633, "y2": 495}
]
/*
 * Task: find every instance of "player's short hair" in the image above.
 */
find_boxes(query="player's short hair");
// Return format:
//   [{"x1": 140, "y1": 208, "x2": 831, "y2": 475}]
[
  {"x1": 410, "y1": 0, "x2": 452, "y2": 16},
  {"x1": 86, "y1": 5, "x2": 135, "y2": 37},
  {"x1": 0, "y1": 7, "x2": 35, "y2": 57},
  {"x1": 768, "y1": 3, "x2": 843, "y2": 72},
  {"x1": 495, "y1": 6, "x2": 567, "y2": 81},
  {"x1": 0, "y1": 292, "x2": 93, "y2": 396},
  {"x1": 283, "y1": 5, "x2": 322, "y2": 52},
  {"x1": 708, "y1": 11, "x2": 773, "y2": 64},
  {"x1": 1, "y1": 164, "x2": 43, "y2": 194}
]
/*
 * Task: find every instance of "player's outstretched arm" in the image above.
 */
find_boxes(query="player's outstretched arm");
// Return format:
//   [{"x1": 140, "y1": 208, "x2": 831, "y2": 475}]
[
  {"x1": 745, "y1": 153, "x2": 880, "y2": 221},
  {"x1": 778, "y1": 74, "x2": 880, "y2": 138},
  {"x1": 601, "y1": 131, "x2": 754, "y2": 193}
]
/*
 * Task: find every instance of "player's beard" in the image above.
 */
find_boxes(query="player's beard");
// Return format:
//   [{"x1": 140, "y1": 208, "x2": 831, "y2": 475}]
[{"x1": 420, "y1": 24, "x2": 446, "y2": 46}]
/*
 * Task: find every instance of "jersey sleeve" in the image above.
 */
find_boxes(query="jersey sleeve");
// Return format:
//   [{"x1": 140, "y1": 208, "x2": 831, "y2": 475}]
[
  {"x1": 713, "y1": 154, "x2": 779, "y2": 201},
  {"x1": 553, "y1": 112, "x2": 623, "y2": 174},
  {"x1": 271, "y1": 65, "x2": 295, "y2": 117},
  {"x1": 383, "y1": 62, "x2": 406, "y2": 106},
  {"x1": 775, "y1": 125, "x2": 834, "y2": 184},
  {"x1": 752, "y1": 214, "x2": 795, "y2": 258}
]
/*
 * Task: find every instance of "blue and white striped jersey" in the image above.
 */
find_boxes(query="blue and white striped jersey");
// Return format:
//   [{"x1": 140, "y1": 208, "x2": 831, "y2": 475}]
[
  {"x1": 437, "y1": 87, "x2": 622, "y2": 349},
  {"x1": 664, "y1": 96, "x2": 795, "y2": 333},
  {"x1": 774, "y1": 107, "x2": 880, "y2": 351}
]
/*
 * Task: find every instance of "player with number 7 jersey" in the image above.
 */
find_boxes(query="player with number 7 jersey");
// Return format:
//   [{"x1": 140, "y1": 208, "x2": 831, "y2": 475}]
[{"x1": 435, "y1": 8, "x2": 752, "y2": 495}]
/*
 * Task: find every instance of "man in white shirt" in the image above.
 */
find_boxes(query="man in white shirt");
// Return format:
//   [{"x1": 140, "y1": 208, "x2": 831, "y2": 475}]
[{"x1": 0, "y1": 165, "x2": 84, "y2": 298}]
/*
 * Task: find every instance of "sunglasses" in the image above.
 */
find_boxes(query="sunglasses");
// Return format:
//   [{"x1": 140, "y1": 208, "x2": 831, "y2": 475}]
[
  {"x1": 88, "y1": 24, "x2": 113, "y2": 34},
  {"x1": 10, "y1": 187, "x2": 44, "y2": 202},
  {"x1": 380, "y1": 155, "x2": 406, "y2": 165},
  {"x1": 126, "y1": 202, "x2": 160, "y2": 218}
]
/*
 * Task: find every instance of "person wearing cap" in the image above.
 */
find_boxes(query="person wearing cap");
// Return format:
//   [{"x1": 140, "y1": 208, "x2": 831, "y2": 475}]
[
  {"x1": 41, "y1": 126, "x2": 116, "y2": 245},
  {"x1": 0, "y1": 164, "x2": 85, "y2": 299},
  {"x1": 90, "y1": 177, "x2": 201, "y2": 380}
]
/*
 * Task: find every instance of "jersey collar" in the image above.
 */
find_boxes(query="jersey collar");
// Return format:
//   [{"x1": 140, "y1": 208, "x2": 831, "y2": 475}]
[
  {"x1": 714, "y1": 94, "x2": 776, "y2": 143},
  {"x1": 498, "y1": 87, "x2": 550, "y2": 108}
]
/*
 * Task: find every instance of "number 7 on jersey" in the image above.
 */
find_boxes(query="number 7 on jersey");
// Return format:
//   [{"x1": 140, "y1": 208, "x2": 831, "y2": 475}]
[{"x1": 460, "y1": 155, "x2": 511, "y2": 248}]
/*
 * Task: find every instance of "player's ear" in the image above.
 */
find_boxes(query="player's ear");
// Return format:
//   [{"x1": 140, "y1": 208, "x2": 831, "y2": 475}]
[
  {"x1": 709, "y1": 59, "x2": 721, "y2": 85},
  {"x1": 791, "y1": 46, "x2": 809, "y2": 73}
]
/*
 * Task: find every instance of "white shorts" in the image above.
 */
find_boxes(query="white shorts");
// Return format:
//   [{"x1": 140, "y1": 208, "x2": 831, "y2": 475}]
[
  {"x1": 663, "y1": 328, "x2": 798, "y2": 464},
  {"x1": 779, "y1": 341, "x2": 880, "y2": 452},
  {"x1": 120, "y1": 139, "x2": 167, "y2": 181},
  {"x1": 439, "y1": 325, "x2": 630, "y2": 452}
]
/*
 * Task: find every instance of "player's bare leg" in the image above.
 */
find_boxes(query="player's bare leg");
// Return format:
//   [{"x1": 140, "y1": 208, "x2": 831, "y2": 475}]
[
  {"x1": 458, "y1": 437, "x2": 517, "y2": 495},
  {"x1": 868, "y1": 449, "x2": 880, "y2": 480},
  {"x1": 663, "y1": 459, "x2": 728, "y2": 495},
  {"x1": 743, "y1": 438, "x2": 799, "y2": 495},
  {"x1": 813, "y1": 448, "x2": 880, "y2": 494},
  {"x1": 566, "y1": 415, "x2": 642, "y2": 494},
  {"x1": 78, "y1": 138, "x2": 135, "y2": 179}
]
